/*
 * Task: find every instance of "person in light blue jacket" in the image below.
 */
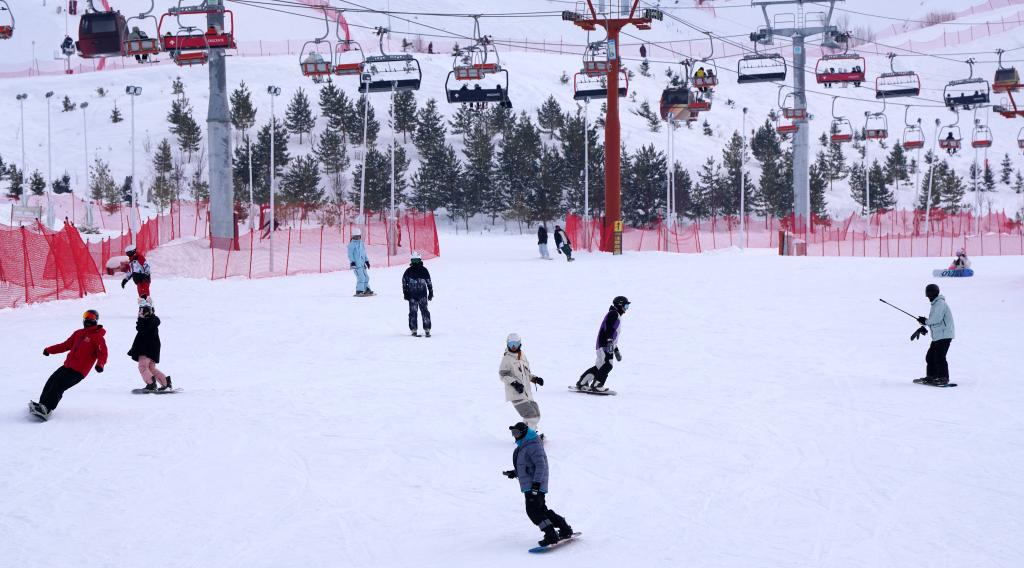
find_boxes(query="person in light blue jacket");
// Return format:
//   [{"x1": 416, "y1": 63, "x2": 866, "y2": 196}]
[
  {"x1": 502, "y1": 422, "x2": 574, "y2": 547},
  {"x1": 912, "y1": 283, "x2": 955, "y2": 385},
  {"x1": 347, "y1": 228, "x2": 373, "y2": 296}
]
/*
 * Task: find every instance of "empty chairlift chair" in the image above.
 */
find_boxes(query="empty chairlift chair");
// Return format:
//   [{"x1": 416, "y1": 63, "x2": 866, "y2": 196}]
[
  {"x1": 971, "y1": 123, "x2": 993, "y2": 149},
  {"x1": 829, "y1": 97, "x2": 852, "y2": 143},
  {"x1": 1018, "y1": 127, "x2": 1024, "y2": 151},
  {"x1": 875, "y1": 53, "x2": 921, "y2": 99},
  {"x1": 333, "y1": 40, "x2": 364, "y2": 77},
  {"x1": 158, "y1": 3, "x2": 236, "y2": 67},
  {"x1": 582, "y1": 40, "x2": 610, "y2": 77},
  {"x1": 737, "y1": 53, "x2": 787, "y2": 84},
  {"x1": 863, "y1": 111, "x2": 888, "y2": 141},
  {"x1": 574, "y1": 70, "x2": 627, "y2": 101}
]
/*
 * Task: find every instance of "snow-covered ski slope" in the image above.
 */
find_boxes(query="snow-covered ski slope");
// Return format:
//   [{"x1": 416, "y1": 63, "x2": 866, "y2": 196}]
[
  {"x1": 2, "y1": 0, "x2": 1024, "y2": 222},
  {"x1": 2, "y1": 235, "x2": 1023, "y2": 567}
]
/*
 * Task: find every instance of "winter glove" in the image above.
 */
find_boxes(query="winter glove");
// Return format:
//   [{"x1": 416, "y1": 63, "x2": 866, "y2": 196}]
[
  {"x1": 503, "y1": 470, "x2": 517, "y2": 479},
  {"x1": 910, "y1": 326, "x2": 928, "y2": 341},
  {"x1": 428, "y1": 293, "x2": 433, "y2": 301},
  {"x1": 365, "y1": 261, "x2": 370, "y2": 269},
  {"x1": 350, "y1": 262, "x2": 356, "y2": 269},
  {"x1": 121, "y1": 278, "x2": 129, "y2": 289},
  {"x1": 614, "y1": 347, "x2": 622, "y2": 362},
  {"x1": 917, "y1": 316, "x2": 927, "y2": 325},
  {"x1": 95, "y1": 364, "x2": 104, "y2": 373},
  {"x1": 511, "y1": 381, "x2": 525, "y2": 395},
  {"x1": 531, "y1": 376, "x2": 544, "y2": 386},
  {"x1": 43, "y1": 349, "x2": 50, "y2": 356},
  {"x1": 403, "y1": 295, "x2": 410, "y2": 301}
]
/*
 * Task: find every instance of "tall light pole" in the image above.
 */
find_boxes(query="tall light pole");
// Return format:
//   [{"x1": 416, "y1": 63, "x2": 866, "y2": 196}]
[
  {"x1": 78, "y1": 101, "x2": 89, "y2": 226},
  {"x1": 741, "y1": 106, "x2": 748, "y2": 248},
  {"x1": 358, "y1": 89, "x2": 370, "y2": 226},
  {"x1": 16, "y1": 93, "x2": 27, "y2": 206},
  {"x1": 267, "y1": 85, "x2": 281, "y2": 272},
  {"x1": 388, "y1": 82, "x2": 398, "y2": 256},
  {"x1": 665, "y1": 112, "x2": 674, "y2": 230},
  {"x1": 924, "y1": 118, "x2": 941, "y2": 237},
  {"x1": 45, "y1": 91, "x2": 55, "y2": 227},
  {"x1": 126, "y1": 86, "x2": 142, "y2": 244},
  {"x1": 247, "y1": 132, "x2": 254, "y2": 229}
]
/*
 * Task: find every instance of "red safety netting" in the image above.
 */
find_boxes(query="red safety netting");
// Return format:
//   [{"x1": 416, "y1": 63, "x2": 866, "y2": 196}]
[
  {"x1": 85, "y1": 201, "x2": 210, "y2": 274},
  {"x1": 210, "y1": 208, "x2": 440, "y2": 280},
  {"x1": 566, "y1": 209, "x2": 1024, "y2": 257},
  {"x1": 0, "y1": 220, "x2": 106, "y2": 309}
]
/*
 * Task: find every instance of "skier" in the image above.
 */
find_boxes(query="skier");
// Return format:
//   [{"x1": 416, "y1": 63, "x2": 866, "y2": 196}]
[
  {"x1": 576, "y1": 296, "x2": 629, "y2": 392},
  {"x1": 502, "y1": 422, "x2": 574, "y2": 547},
  {"x1": 127, "y1": 26, "x2": 150, "y2": 62},
  {"x1": 553, "y1": 225, "x2": 574, "y2": 262},
  {"x1": 949, "y1": 248, "x2": 971, "y2": 270},
  {"x1": 537, "y1": 224, "x2": 552, "y2": 260},
  {"x1": 402, "y1": 251, "x2": 433, "y2": 337},
  {"x1": 121, "y1": 245, "x2": 153, "y2": 314},
  {"x1": 347, "y1": 228, "x2": 374, "y2": 296},
  {"x1": 29, "y1": 310, "x2": 108, "y2": 420},
  {"x1": 911, "y1": 284, "x2": 955, "y2": 386},
  {"x1": 499, "y1": 333, "x2": 545, "y2": 430},
  {"x1": 128, "y1": 305, "x2": 172, "y2": 393}
]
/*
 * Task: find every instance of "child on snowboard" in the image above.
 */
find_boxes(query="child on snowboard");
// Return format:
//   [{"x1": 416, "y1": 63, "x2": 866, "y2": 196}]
[
  {"x1": 30, "y1": 310, "x2": 108, "y2": 419},
  {"x1": 948, "y1": 248, "x2": 971, "y2": 270},
  {"x1": 121, "y1": 244, "x2": 154, "y2": 314},
  {"x1": 553, "y1": 225, "x2": 574, "y2": 262},
  {"x1": 347, "y1": 228, "x2": 373, "y2": 296},
  {"x1": 502, "y1": 422, "x2": 574, "y2": 547},
  {"x1": 402, "y1": 251, "x2": 433, "y2": 336},
  {"x1": 911, "y1": 284, "x2": 955, "y2": 386},
  {"x1": 576, "y1": 296, "x2": 629, "y2": 392},
  {"x1": 128, "y1": 305, "x2": 172, "y2": 392},
  {"x1": 499, "y1": 333, "x2": 545, "y2": 429}
]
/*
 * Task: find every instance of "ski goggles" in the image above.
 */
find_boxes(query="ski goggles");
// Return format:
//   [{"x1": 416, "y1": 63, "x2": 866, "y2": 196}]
[
  {"x1": 82, "y1": 310, "x2": 99, "y2": 321},
  {"x1": 507, "y1": 340, "x2": 522, "y2": 350}
]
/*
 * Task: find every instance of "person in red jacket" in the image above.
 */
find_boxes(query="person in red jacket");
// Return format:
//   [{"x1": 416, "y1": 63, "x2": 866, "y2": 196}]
[
  {"x1": 29, "y1": 309, "x2": 108, "y2": 420},
  {"x1": 122, "y1": 245, "x2": 153, "y2": 314}
]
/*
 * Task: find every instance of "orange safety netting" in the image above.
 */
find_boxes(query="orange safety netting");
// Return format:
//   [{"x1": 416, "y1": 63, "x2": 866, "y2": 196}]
[
  {"x1": 0, "y1": 220, "x2": 106, "y2": 309},
  {"x1": 566, "y1": 209, "x2": 1024, "y2": 257}
]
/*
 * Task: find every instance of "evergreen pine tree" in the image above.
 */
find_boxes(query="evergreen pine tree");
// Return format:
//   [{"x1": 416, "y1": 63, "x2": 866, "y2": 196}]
[
  {"x1": 62, "y1": 95, "x2": 76, "y2": 112},
  {"x1": 89, "y1": 157, "x2": 120, "y2": 214},
  {"x1": 702, "y1": 119, "x2": 713, "y2": 137},
  {"x1": 285, "y1": 88, "x2": 317, "y2": 144},
  {"x1": 883, "y1": 143, "x2": 909, "y2": 192},
  {"x1": 825, "y1": 131, "x2": 847, "y2": 184},
  {"x1": 693, "y1": 157, "x2": 720, "y2": 217},
  {"x1": 631, "y1": 100, "x2": 661, "y2": 132},
  {"x1": 348, "y1": 96, "x2": 380, "y2": 146},
  {"x1": 52, "y1": 173, "x2": 72, "y2": 194},
  {"x1": 169, "y1": 97, "x2": 202, "y2": 159},
  {"x1": 463, "y1": 122, "x2": 498, "y2": 224},
  {"x1": 29, "y1": 170, "x2": 46, "y2": 196},
  {"x1": 238, "y1": 118, "x2": 291, "y2": 204},
  {"x1": 809, "y1": 163, "x2": 828, "y2": 219},
  {"x1": 672, "y1": 164, "x2": 697, "y2": 219},
  {"x1": 318, "y1": 82, "x2": 342, "y2": 130},
  {"x1": 531, "y1": 144, "x2": 564, "y2": 222},
  {"x1": 537, "y1": 96, "x2": 564, "y2": 140},
  {"x1": 171, "y1": 76, "x2": 185, "y2": 97},
  {"x1": 558, "y1": 109, "x2": 604, "y2": 215},
  {"x1": 983, "y1": 163, "x2": 997, "y2": 192},
  {"x1": 917, "y1": 151, "x2": 942, "y2": 211},
  {"x1": 719, "y1": 131, "x2": 754, "y2": 215},
  {"x1": 6, "y1": 166, "x2": 23, "y2": 200},
  {"x1": 622, "y1": 144, "x2": 667, "y2": 226},
  {"x1": 351, "y1": 145, "x2": 410, "y2": 211},
  {"x1": 639, "y1": 58, "x2": 651, "y2": 77},
  {"x1": 488, "y1": 104, "x2": 517, "y2": 137},
  {"x1": 314, "y1": 128, "x2": 349, "y2": 200},
  {"x1": 152, "y1": 139, "x2": 176, "y2": 211},
  {"x1": 939, "y1": 163, "x2": 966, "y2": 212},
  {"x1": 1013, "y1": 171, "x2": 1024, "y2": 194},
  {"x1": 410, "y1": 142, "x2": 461, "y2": 213},
  {"x1": 282, "y1": 155, "x2": 324, "y2": 204},
  {"x1": 449, "y1": 105, "x2": 478, "y2": 137},
  {"x1": 497, "y1": 113, "x2": 543, "y2": 226},
  {"x1": 230, "y1": 81, "x2": 257, "y2": 132},
  {"x1": 188, "y1": 171, "x2": 209, "y2": 201},
  {"x1": 753, "y1": 121, "x2": 790, "y2": 218},
  {"x1": 868, "y1": 161, "x2": 895, "y2": 211},
  {"x1": 110, "y1": 103, "x2": 123, "y2": 123},
  {"x1": 999, "y1": 153, "x2": 1013, "y2": 186},
  {"x1": 392, "y1": 90, "x2": 418, "y2": 144},
  {"x1": 413, "y1": 98, "x2": 446, "y2": 154},
  {"x1": 967, "y1": 160, "x2": 981, "y2": 193}
]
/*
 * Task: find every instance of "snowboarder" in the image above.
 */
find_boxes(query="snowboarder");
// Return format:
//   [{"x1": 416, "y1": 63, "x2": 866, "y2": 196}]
[
  {"x1": 502, "y1": 422, "x2": 574, "y2": 547},
  {"x1": 348, "y1": 228, "x2": 373, "y2": 296},
  {"x1": 911, "y1": 284, "x2": 955, "y2": 386},
  {"x1": 128, "y1": 305, "x2": 172, "y2": 393},
  {"x1": 576, "y1": 296, "x2": 629, "y2": 392},
  {"x1": 949, "y1": 248, "x2": 971, "y2": 270},
  {"x1": 553, "y1": 225, "x2": 574, "y2": 262},
  {"x1": 29, "y1": 310, "x2": 108, "y2": 420},
  {"x1": 499, "y1": 333, "x2": 545, "y2": 429},
  {"x1": 402, "y1": 251, "x2": 433, "y2": 337},
  {"x1": 121, "y1": 244, "x2": 153, "y2": 314},
  {"x1": 537, "y1": 225, "x2": 552, "y2": 260}
]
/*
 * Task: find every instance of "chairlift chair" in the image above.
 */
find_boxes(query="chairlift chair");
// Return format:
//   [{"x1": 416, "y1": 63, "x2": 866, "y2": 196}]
[
  {"x1": 902, "y1": 108, "x2": 925, "y2": 150},
  {"x1": 1017, "y1": 127, "x2": 1024, "y2": 151},
  {"x1": 360, "y1": 28, "x2": 422, "y2": 94},
  {"x1": 299, "y1": 8, "x2": 334, "y2": 83},
  {"x1": 778, "y1": 88, "x2": 804, "y2": 120},
  {"x1": 938, "y1": 113, "x2": 963, "y2": 153},
  {"x1": 815, "y1": 53, "x2": 866, "y2": 87},
  {"x1": 864, "y1": 111, "x2": 888, "y2": 141},
  {"x1": 574, "y1": 70, "x2": 627, "y2": 101},
  {"x1": 445, "y1": 21, "x2": 508, "y2": 107},
  {"x1": 0, "y1": 0, "x2": 14, "y2": 40},
  {"x1": 582, "y1": 41, "x2": 610, "y2": 77},
  {"x1": 829, "y1": 97, "x2": 852, "y2": 143},
  {"x1": 77, "y1": 1, "x2": 128, "y2": 58},
  {"x1": 691, "y1": 34, "x2": 719, "y2": 90},
  {"x1": 875, "y1": 53, "x2": 920, "y2": 98},
  {"x1": 737, "y1": 53, "x2": 787, "y2": 84},
  {"x1": 943, "y1": 59, "x2": 990, "y2": 110},
  {"x1": 777, "y1": 122, "x2": 798, "y2": 135},
  {"x1": 971, "y1": 123, "x2": 993, "y2": 149},
  {"x1": 334, "y1": 40, "x2": 364, "y2": 76},
  {"x1": 168, "y1": 27, "x2": 209, "y2": 66},
  {"x1": 158, "y1": 3, "x2": 236, "y2": 54},
  {"x1": 993, "y1": 49, "x2": 1021, "y2": 94},
  {"x1": 124, "y1": 1, "x2": 161, "y2": 58}
]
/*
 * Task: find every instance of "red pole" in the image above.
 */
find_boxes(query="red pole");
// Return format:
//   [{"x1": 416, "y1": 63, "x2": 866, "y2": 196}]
[{"x1": 604, "y1": 25, "x2": 623, "y2": 253}]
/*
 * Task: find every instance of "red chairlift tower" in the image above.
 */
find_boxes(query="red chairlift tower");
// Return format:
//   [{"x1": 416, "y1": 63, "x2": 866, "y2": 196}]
[{"x1": 563, "y1": 1, "x2": 662, "y2": 254}]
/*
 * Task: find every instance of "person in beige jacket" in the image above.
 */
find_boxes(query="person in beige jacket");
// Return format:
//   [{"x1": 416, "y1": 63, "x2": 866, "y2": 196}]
[{"x1": 499, "y1": 333, "x2": 545, "y2": 429}]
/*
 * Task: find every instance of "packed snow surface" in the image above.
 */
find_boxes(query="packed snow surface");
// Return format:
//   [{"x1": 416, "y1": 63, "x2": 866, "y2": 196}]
[{"x1": 1, "y1": 234, "x2": 1022, "y2": 567}]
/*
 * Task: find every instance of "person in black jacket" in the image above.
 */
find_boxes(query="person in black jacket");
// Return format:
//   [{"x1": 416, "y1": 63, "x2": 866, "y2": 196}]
[
  {"x1": 128, "y1": 305, "x2": 172, "y2": 392},
  {"x1": 553, "y1": 225, "x2": 574, "y2": 262},
  {"x1": 537, "y1": 225, "x2": 552, "y2": 260},
  {"x1": 402, "y1": 251, "x2": 434, "y2": 337}
]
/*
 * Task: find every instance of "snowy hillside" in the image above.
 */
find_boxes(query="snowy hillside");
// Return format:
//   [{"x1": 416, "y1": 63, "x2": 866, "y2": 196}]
[
  {"x1": 1, "y1": 0, "x2": 1023, "y2": 224},
  {"x1": 2, "y1": 236, "x2": 1023, "y2": 566}
]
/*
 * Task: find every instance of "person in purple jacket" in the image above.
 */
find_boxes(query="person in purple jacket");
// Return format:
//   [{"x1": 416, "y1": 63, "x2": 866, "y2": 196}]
[{"x1": 575, "y1": 296, "x2": 629, "y2": 392}]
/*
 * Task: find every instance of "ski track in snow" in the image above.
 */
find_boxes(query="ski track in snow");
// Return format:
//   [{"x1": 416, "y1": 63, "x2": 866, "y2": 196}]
[{"x1": 1, "y1": 233, "x2": 1023, "y2": 567}]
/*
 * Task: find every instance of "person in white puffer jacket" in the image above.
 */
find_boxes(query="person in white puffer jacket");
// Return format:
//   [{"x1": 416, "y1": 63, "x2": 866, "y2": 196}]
[{"x1": 498, "y1": 333, "x2": 545, "y2": 429}]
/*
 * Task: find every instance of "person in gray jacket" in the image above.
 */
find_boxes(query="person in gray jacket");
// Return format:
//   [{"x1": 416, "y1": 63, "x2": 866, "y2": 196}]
[
  {"x1": 503, "y1": 422, "x2": 574, "y2": 547},
  {"x1": 912, "y1": 283, "x2": 955, "y2": 385}
]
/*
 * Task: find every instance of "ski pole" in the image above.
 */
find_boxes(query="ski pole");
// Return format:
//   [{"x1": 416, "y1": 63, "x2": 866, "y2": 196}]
[{"x1": 879, "y1": 298, "x2": 918, "y2": 321}]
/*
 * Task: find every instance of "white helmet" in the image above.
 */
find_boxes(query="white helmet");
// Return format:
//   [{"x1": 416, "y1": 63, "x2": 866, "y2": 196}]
[
  {"x1": 506, "y1": 333, "x2": 522, "y2": 349},
  {"x1": 411, "y1": 251, "x2": 422, "y2": 261},
  {"x1": 352, "y1": 227, "x2": 362, "y2": 237},
  {"x1": 125, "y1": 244, "x2": 137, "y2": 255}
]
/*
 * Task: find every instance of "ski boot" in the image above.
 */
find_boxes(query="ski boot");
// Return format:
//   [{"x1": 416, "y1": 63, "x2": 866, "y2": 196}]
[
  {"x1": 914, "y1": 376, "x2": 936, "y2": 385},
  {"x1": 424, "y1": 330, "x2": 431, "y2": 338},
  {"x1": 931, "y1": 377, "x2": 950, "y2": 386},
  {"x1": 555, "y1": 520, "x2": 574, "y2": 541},
  {"x1": 158, "y1": 377, "x2": 173, "y2": 392},
  {"x1": 537, "y1": 526, "x2": 560, "y2": 547},
  {"x1": 29, "y1": 401, "x2": 51, "y2": 420},
  {"x1": 142, "y1": 382, "x2": 157, "y2": 393},
  {"x1": 411, "y1": 330, "x2": 420, "y2": 337}
]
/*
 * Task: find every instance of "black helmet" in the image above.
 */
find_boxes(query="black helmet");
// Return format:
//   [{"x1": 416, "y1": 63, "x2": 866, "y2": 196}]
[
  {"x1": 612, "y1": 296, "x2": 630, "y2": 309},
  {"x1": 509, "y1": 422, "x2": 529, "y2": 440},
  {"x1": 925, "y1": 283, "x2": 940, "y2": 301}
]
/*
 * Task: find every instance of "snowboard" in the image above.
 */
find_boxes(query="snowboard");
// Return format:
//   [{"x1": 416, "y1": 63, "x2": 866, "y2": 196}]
[
  {"x1": 27, "y1": 401, "x2": 48, "y2": 421},
  {"x1": 529, "y1": 532, "x2": 581, "y2": 553},
  {"x1": 354, "y1": 291, "x2": 377, "y2": 297},
  {"x1": 568, "y1": 386, "x2": 617, "y2": 396},
  {"x1": 932, "y1": 268, "x2": 973, "y2": 277},
  {"x1": 132, "y1": 388, "x2": 183, "y2": 394},
  {"x1": 912, "y1": 378, "x2": 958, "y2": 388}
]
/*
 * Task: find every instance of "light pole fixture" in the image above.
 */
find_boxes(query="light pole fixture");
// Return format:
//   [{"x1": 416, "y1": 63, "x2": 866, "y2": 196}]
[
  {"x1": 16, "y1": 93, "x2": 27, "y2": 206},
  {"x1": 267, "y1": 85, "x2": 281, "y2": 272},
  {"x1": 126, "y1": 85, "x2": 142, "y2": 244},
  {"x1": 44, "y1": 91, "x2": 54, "y2": 226}
]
